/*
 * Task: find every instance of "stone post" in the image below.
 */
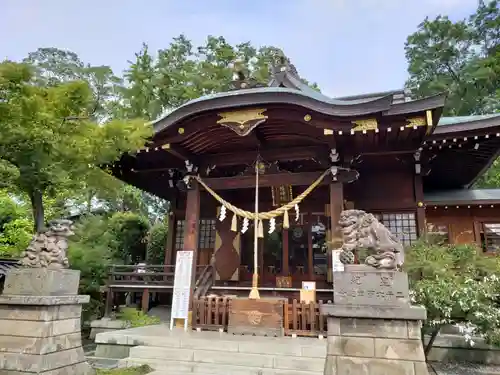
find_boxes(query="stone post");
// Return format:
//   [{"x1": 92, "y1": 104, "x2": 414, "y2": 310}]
[
  {"x1": 0, "y1": 268, "x2": 94, "y2": 374},
  {"x1": 321, "y1": 265, "x2": 429, "y2": 375}
]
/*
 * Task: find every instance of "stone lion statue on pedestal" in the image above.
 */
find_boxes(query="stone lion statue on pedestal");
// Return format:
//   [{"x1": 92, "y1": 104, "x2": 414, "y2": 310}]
[
  {"x1": 20, "y1": 219, "x2": 74, "y2": 269},
  {"x1": 338, "y1": 209, "x2": 404, "y2": 270}
]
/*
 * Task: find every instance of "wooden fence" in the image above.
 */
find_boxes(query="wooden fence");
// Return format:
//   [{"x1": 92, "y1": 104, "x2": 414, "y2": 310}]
[
  {"x1": 192, "y1": 296, "x2": 231, "y2": 331},
  {"x1": 192, "y1": 297, "x2": 333, "y2": 336},
  {"x1": 284, "y1": 299, "x2": 332, "y2": 337}
]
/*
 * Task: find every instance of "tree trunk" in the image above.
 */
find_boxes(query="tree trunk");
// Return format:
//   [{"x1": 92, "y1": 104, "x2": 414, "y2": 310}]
[
  {"x1": 424, "y1": 325, "x2": 441, "y2": 360},
  {"x1": 29, "y1": 189, "x2": 45, "y2": 233}
]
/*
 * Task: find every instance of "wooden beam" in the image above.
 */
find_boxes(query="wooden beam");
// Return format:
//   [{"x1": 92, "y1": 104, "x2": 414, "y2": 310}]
[
  {"x1": 202, "y1": 146, "x2": 328, "y2": 167},
  {"x1": 201, "y1": 170, "x2": 358, "y2": 190},
  {"x1": 163, "y1": 144, "x2": 197, "y2": 162}
]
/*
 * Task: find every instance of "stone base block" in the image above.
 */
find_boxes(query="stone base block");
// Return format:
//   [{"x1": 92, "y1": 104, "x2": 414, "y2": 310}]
[
  {"x1": 3, "y1": 269, "x2": 80, "y2": 296},
  {"x1": 0, "y1": 361, "x2": 94, "y2": 375},
  {"x1": 333, "y1": 266, "x2": 410, "y2": 307},
  {"x1": 0, "y1": 283, "x2": 94, "y2": 374},
  {"x1": 323, "y1": 315, "x2": 429, "y2": 375},
  {"x1": 89, "y1": 318, "x2": 130, "y2": 340}
]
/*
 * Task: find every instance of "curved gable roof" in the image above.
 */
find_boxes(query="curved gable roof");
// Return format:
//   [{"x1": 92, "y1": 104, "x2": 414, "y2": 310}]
[{"x1": 152, "y1": 87, "x2": 396, "y2": 133}]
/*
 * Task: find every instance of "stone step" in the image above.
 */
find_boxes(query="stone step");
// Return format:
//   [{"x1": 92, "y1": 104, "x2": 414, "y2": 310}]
[
  {"x1": 129, "y1": 345, "x2": 324, "y2": 372},
  {"x1": 119, "y1": 331, "x2": 326, "y2": 358},
  {"x1": 124, "y1": 357, "x2": 323, "y2": 375}
]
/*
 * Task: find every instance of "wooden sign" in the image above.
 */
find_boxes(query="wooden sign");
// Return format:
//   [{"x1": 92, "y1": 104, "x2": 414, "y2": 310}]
[
  {"x1": 228, "y1": 298, "x2": 285, "y2": 337},
  {"x1": 169, "y1": 251, "x2": 194, "y2": 331},
  {"x1": 300, "y1": 281, "x2": 316, "y2": 304},
  {"x1": 276, "y1": 276, "x2": 292, "y2": 288}
]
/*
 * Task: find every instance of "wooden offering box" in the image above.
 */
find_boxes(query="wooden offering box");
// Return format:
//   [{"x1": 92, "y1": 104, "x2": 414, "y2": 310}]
[{"x1": 228, "y1": 297, "x2": 286, "y2": 337}]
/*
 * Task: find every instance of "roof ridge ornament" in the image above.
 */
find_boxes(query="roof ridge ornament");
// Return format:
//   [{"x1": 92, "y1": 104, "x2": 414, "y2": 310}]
[
  {"x1": 229, "y1": 58, "x2": 265, "y2": 90},
  {"x1": 269, "y1": 51, "x2": 299, "y2": 77}
]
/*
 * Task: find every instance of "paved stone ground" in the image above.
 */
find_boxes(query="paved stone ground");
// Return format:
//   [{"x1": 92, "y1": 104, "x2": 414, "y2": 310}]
[{"x1": 429, "y1": 362, "x2": 500, "y2": 374}]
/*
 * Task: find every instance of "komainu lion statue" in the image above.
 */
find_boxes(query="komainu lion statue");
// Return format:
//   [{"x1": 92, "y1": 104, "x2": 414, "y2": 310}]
[
  {"x1": 20, "y1": 219, "x2": 74, "y2": 269},
  {"x1": 338, "y1": 209, "x2": 404, "y2": 270}
]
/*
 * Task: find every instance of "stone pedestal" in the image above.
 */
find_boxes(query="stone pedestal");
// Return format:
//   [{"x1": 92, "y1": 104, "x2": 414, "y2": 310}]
[
  {"x1": 0, "y1": 268, "x2": 95, "y2": 375},
  {"x1": 321, "y1": 265, "x2": 429, "y2": 375}
]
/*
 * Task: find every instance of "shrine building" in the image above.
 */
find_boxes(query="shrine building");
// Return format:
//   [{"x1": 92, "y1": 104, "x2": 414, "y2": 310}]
[{"x1": 108, "y1": 59, "x2": 500, "y2": 305}]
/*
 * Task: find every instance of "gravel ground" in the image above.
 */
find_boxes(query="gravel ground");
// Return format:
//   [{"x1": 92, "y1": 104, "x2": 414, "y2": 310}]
[{"x1": 429, "y1": 362, "x2": 500, "y2": 375}]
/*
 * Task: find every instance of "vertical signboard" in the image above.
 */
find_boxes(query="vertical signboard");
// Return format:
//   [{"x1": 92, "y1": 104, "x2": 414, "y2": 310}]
[
  {"x1": 332, "y1": 249, "x2": 345, "y2": 272},
  {"x1": 169, "y1": 250, "x2": 194, "y2": 331}
]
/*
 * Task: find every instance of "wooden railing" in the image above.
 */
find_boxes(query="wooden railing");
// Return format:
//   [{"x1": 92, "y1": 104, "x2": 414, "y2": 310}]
[
  {"x1": 192, "y1": 296, "x2": 333, "y2": 336},
  {"x1": 192, "y1": 296, "x2": 231, "y2": 331},
  {"x1": 284, "y1": 299, "x2": 332, "y2": 337},
  {"x1": 108, "y1": 264, "x2": 205, "y2": 287}
]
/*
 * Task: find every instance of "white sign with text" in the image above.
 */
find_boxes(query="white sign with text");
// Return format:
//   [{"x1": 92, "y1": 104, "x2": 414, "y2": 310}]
[
  {"x1": 170, "y1": 251, "x2": 194, "y2": 330},
  {"x1": 332, "y1": 250, "x2": 345, "y2": 272}
]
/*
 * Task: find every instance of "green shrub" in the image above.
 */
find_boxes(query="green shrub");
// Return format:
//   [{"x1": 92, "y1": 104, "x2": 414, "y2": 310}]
[
  {"x1": 146, "y1": 222, "x2": 168, "y2": 265},
  {"x1": 117, "y1": 307, "x2": 161, "y2": 328},
  {"x1": 108, "y1": 212, "x2": 150, "y2": 263},
  {"x1": 405, "y1": 239, "x2": 500, "y2": 351}
]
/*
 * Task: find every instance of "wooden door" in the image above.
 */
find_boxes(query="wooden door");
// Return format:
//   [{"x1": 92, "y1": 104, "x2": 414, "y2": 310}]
[{"x1": 213, "y1": 217, "x2": 241, "y2": 281}]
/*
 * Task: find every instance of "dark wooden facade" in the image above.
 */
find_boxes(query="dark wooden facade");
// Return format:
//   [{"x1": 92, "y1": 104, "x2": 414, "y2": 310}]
[{"x1": 108, "y1": 59, "x2": 500, "y2": 307}]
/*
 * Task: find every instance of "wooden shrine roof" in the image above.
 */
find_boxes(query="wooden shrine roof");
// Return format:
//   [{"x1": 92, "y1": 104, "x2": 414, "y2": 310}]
[
  {"x1": 422, "y1": 114, "x2": 500, "y2": 190},
  {"x1": 425, "y1": 188, "x2": 500, "y2": 206},
  {"x1": 110, "y1": 58, "x2": 500, "y2": 198}
]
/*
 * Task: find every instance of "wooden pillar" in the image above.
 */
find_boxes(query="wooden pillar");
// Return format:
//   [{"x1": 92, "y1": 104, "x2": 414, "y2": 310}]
[
  {"x1": 141, "y1": 288, "x2": 150, "y2": 313},
  {"x1": 328, "y1": 183, "x2": 344, "y2": 282},
  {"x1": 282, "y1": 228, "x2": 289, "y2": 275},
  {"x1": 104, "y1": 288, "x2": 113, "y2": 317},
  {"x1": 307, "y1": 212, "x2": 314, "y2": 280},
  {"x1": 414, "y1": 173, "x2": 426, "y2": 236},
  {"x1": 184, "y1": 182, "x2": 200, "y2": 308},
  {"x1": 164, "y1": 211, "x2": 176, "y2": 266}
]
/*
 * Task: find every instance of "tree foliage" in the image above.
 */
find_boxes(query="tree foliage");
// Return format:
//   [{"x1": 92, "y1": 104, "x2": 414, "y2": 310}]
[
  {"x1": 119, "y1": 35, "x2": 318, "y2": 120},
  {"x1": 405, "y1": 0, "x2": 499, "y2": 115},
  {"x1": 0, "y1": 61, "x2": 151, "y2": 232},
  {"x1": 405, "y1": 240, "x2": 500, "y2": 353}
]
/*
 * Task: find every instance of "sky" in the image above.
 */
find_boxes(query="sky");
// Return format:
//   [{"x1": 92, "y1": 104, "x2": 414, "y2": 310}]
[{"x1": 1, "y1": 0, "x2": 478, "y2": 97}]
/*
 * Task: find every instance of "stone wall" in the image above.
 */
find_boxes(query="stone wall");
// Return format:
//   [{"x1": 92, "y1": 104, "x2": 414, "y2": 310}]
[
  {"x1": 323, "y1": 265, "x2": 429, "y2": 374},
  {"x1": 325, "y1": 317, "x2": 427, "y2": 375}
]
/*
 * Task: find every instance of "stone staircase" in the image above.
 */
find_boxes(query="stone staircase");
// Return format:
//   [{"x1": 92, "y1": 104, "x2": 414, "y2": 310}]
[{"x1": 117, "y1": 327, "x2": 325, "y2": 375}]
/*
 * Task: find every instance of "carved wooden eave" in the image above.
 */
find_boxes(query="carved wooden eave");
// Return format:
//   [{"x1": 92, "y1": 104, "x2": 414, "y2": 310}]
[
  {"x1": 351, "y1": 119, "x2": 378, "y2": 132},
  {"x1": 216, "y1": 108, "x2": 268, "y2": 136}
]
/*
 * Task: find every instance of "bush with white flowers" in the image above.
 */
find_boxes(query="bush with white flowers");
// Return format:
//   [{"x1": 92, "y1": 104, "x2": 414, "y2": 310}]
[{"x1": 405, "y1": 240, "x2": 500, "y2": 351}]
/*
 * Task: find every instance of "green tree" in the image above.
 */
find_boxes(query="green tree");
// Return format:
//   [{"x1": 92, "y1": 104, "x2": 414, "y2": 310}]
[
  {"x1": 146, "y1": 222, "x2": 168, "y2": 265},
  {"x1": 121, "y1": 35, "x2": 319, "y2": 120},
  {"x1": 0, "y1": 61, "x2": 151, "y2": 232},
  {"x1": 0, "y1": 190, "x2": 32, "y2": 257},
  {"x1": 107, "y1": 212, "x2": 150, "y2": 263},
  {"x1": 405, "y1": 240, "x2": 500, "y2": 358},
  {"x1": 405, "y1": 0, "x2": 499, "y2": 115},
  {"x1": 24, "y1": 47, "x2": 122, "y2": 122}
]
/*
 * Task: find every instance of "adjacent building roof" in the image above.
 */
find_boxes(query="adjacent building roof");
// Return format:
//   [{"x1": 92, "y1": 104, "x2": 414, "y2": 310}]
[
  {"x1": 437, "y1": 114, "x2": 500, "y2": 127},
  {"x1": 0, "y1": 259, "x2": 19, "y2": 279},
  {"x1": 422, "y1": 113, "x2": 500, "y2": 190},
  {"x1": 425, "y1": 189, "x2": 500, "y2": 206}
]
